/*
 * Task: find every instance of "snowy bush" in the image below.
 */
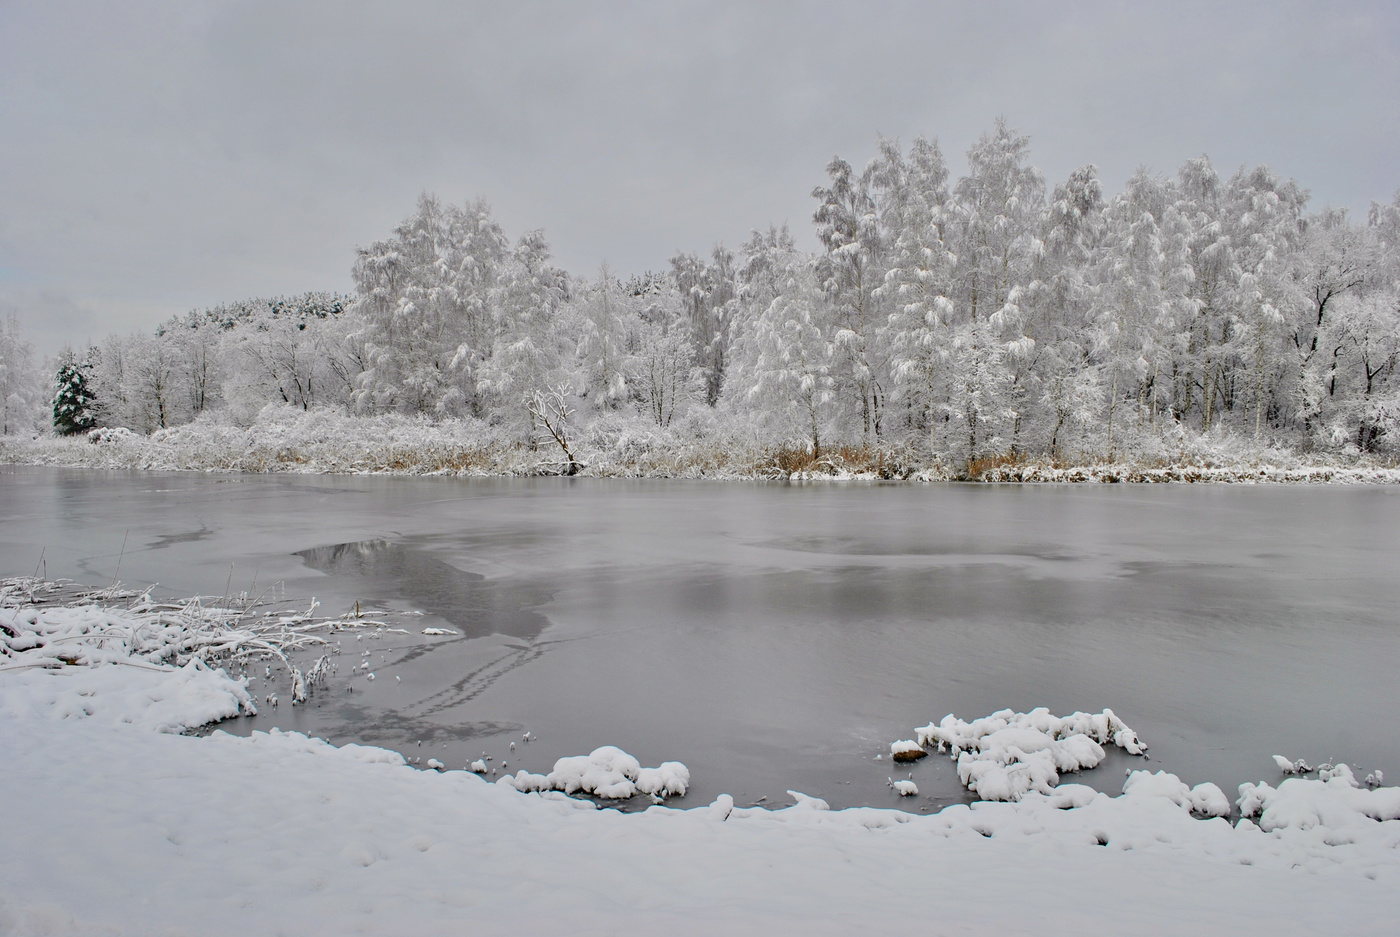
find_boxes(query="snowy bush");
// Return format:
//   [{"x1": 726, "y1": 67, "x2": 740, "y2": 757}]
[
  {"x1": 908, "y1": 707, "x2": 1147, "y2": 802},
  {"x1": 6, "y1": 399, "x2": 1400, "y2": 483},
  {"x1": 497, "y1": 745, "x2": 690, "y2": 801},
  {"x1": 0, "y1": 576, "x2": 389, "y2": 728}
]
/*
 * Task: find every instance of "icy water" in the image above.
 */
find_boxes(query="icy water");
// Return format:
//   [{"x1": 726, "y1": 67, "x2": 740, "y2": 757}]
[{"x1": 3, "y1": 464, "x2": 1399, "y2": 812}]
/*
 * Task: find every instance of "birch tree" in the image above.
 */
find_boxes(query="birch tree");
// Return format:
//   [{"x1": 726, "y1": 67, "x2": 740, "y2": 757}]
[
  {"x1": 351, "y1": 194, "x2": 509, "y2": 416},
  {"x1": 812, "y1": 155, "x2": 887, "y2": 440}
]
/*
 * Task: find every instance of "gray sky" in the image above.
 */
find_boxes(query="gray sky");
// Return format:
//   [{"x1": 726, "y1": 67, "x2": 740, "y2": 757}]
[{"x1": 2, "y1": 0, "x2": 1397, "y2": 355}]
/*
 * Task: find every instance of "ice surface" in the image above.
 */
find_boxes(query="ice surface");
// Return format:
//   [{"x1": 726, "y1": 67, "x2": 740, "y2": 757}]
[{"x1": 6, "y1": 471, "x2": 1400, "y2": 812}]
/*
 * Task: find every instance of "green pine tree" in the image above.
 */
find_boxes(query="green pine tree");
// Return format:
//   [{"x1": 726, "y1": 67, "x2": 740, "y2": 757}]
[{"x1": 52, "y1": 357, "x2": 98, "y2": 436}]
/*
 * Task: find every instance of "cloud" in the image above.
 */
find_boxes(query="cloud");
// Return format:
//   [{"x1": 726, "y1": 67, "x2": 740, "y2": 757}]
[{"x1": 1, "y1": 0, "x2": 1397, "y2": 347}]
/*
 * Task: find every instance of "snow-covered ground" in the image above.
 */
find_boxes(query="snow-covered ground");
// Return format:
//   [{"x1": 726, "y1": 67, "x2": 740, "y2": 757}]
[
  {"x1": 5, "y1": 406, "x2": 1400, "y2": 483},
  {"x1": 4, "y1": 585, "x2": 1400, "y2": 935}
]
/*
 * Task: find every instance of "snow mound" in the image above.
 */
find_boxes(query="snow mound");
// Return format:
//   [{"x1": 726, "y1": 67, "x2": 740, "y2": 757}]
[
  {"x1": 498, "y1": 746, "x2": 689, "y2": 800},
  {"x1": 0, "y1": 656, "x2": 254, "y2": 733},
  {"x1": 1238, "y1": 768, "x2": 1400, "y2": 832},
  {"x1": 1123, "y1": 770, "x2": 1230, "y2": 818},
  {"x1": 908, "y1": 707, "x2": 1147, "y2": 802},
  {"x1": 637, "y1": 761, "x2": 691, "y2": 797},
  {"x1": 889, "y1": 777, "x2": 918, "y2": 796}
]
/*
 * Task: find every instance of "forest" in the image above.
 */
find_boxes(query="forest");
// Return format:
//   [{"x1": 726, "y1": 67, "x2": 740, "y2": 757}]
[{"x1": 6, "y1": 121, "x2": 1400, "y2": 475}]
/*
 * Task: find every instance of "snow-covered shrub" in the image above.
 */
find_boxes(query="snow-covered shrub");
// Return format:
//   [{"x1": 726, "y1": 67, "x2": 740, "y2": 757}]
[
  {"x1": 908, "y1": 707, "x2": 1146, "y2": 802},
  {"x1": 0, "y1": 577, "x2": 388, "y2": 729},
  {"x1": 497, "y1": 745, "x2": 689, "y2": 801}
]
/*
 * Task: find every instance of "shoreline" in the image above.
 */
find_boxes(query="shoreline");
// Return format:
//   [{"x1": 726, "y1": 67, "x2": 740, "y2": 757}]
[
  {"x1": 6, "y1": 436, "x2": 1400, "y2": 485},
  {"x1": 3, "y1": 580, "x2": 1399, "y2": 934}
]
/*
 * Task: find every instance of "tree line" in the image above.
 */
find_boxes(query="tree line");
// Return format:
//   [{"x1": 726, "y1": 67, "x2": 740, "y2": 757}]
[{"x1": 36, "y1": 120, "x2": 1400, "y2": 463}]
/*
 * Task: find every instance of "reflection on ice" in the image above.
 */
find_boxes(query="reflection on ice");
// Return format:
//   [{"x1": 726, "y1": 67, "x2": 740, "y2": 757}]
[{"x1": 296, "y1": 539, "x2": 549, "y2": 642}]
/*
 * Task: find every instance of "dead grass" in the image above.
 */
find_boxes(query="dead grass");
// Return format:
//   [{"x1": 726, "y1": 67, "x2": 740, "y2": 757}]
[
  {"x1": 755, "y1": 444, "x2": 919, "y2": 479},
  {"x1": 959, "y1": 451, "x2": 1028, "y2": 481}
]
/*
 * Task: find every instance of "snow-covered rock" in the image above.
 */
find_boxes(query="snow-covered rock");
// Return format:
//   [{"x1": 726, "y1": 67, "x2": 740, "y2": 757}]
[{"x1": 890, "y1": 739, "x2": 926, "y2": 762}]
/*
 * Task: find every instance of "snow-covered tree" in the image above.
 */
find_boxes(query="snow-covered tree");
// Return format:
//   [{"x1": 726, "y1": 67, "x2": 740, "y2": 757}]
[
  {"x1": 1090, "y1": 170, "x2": 1192, "y2": 449},
  {"x1": 728, "y1": 249, "x2": 835, "y2": 455},
  {"x1": 670, "y1": 247, "x2": 738, "y2": 406},
  {"x1": 1011, "y1": 163, "x2": 1103, "y2": 452},
  {"x1": 51, "y1": 350, "x2": 98, "y2": 436},
  {"x1": 1174, "y1": 156, "x2": 1239, "y2": 430},
  {"x1": 944, "y1": 121, "x2": 1045, "y2": 455},
  {"x1": 126, "y1": 331, "x2": 181, "y2": 431},
  {"x1": 575, "y1": 267, "x2": 638, "y2": 411},
  {"x1": 1291, "y1": 208, "x2": 1379, "y2": 439},
  {"x1": 351, "y1": 194, "x2": 509, "y2": 416},
  {"x1": 1226, "y1": 165, "x2": 1307, "y2": 437},
  {"x1": 225, "y1": 316, "x2": 326, "y2": 414},
  {"x1": 1321, "y1": 289, "x2": 1400, "y2": 451},
  {"x1": 627, "y1": 283, "x2": 697, "y2": 427},
  {"x1": 476, "y1": 229, "x2": 573, "y2": 431},
  {"x1": 940, "y1": 315, "x2": 1021, "y2": 465},
  {"x1": 813, "y1": 154, "x2": 887, "y2": 439},
  {"x1": 874, "y1": 138, "x2": 956, "y2": 447},
  {"x1": 949, "y1": 120, "x2": 1046, "y2": 322},
  {"x1": 0, "y1": 315, "x2": 45, "y2": 435}
]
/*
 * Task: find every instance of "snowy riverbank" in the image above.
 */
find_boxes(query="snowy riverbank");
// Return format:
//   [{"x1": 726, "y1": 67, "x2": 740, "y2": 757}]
[
  {"x1": 4, "y1": 407, "x2": 1400, "y2": 483},
  {"x1": 4, "y1": 582, "x2": 1400, "y2": 934}
]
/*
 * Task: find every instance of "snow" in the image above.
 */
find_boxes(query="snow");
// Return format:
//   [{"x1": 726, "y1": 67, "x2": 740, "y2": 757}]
[
  {"x1": 911, "y1": 706, "x2": 1146, "y2": 802},
  {"x1": 889, "y1": 738, "x2": 925, "y2": 760},
  {"x1": 636, "y1": 760, "x2": 691, "y2": 797},
  {"x1": 1122, "y1": 770, "x2": 1232, "y2": 818},
  {"x1": 497, "y1": 745, "x2": 690, "y2": 800},
  {"x1": 6, "y1": 406, "x2": 1400, "y2": 484},
  {"x1": 888, "y1": 777, "x2": 918, "y2": 796},
  {"x1": 4, "y1": 588, "x2": 1400, "y2": 933}
]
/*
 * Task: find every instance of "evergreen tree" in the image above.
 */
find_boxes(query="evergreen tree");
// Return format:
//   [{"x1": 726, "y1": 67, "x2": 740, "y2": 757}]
[{"x1": 52, "y1": 352, "x2": 98, "y2": 436}]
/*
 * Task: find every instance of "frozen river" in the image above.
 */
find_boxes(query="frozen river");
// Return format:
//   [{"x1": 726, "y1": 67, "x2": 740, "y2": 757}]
[{"x1": 3, "y1": 463, "x2": 1398, "y2": 810}]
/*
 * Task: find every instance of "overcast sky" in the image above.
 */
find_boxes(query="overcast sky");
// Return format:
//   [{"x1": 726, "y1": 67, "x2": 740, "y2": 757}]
[{"x1": 2, "y1": 0, "x2": 1397, "y2": 354}]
